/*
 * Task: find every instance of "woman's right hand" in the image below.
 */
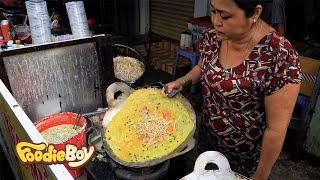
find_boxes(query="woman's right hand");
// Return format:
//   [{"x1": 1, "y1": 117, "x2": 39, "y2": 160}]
[{"x1": 163, "y1": 80, "x2": 183, "y2": 96}]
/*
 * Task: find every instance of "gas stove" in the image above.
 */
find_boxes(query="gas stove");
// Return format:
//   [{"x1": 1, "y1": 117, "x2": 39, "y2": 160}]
[
  {"x1": 86, "y1": 152, "x2": 170, "y2": 180},
  {"x1": 110, "y1": 157, "x2": 170, "y2": 180}
]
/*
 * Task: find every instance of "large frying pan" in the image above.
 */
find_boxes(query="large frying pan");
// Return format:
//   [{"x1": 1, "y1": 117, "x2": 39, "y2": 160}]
[{"x1": 102, "y1": 82, "x2": 196, "y2": 168}]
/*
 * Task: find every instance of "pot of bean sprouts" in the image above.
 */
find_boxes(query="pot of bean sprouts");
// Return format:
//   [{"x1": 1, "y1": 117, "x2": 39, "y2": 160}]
[{"x1": 113, "y1": 44, "x2": 145, "y2": 85}]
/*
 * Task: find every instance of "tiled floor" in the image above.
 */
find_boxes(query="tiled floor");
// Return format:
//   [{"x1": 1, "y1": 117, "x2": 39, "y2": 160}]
[{"x1": 134, "y1": 41, "x2": 192, "y2": 76}]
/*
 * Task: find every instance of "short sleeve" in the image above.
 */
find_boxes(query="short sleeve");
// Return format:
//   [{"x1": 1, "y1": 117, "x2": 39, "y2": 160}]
[{"x1": 264, "y1": 40, "x2": 301, "y2": 96}]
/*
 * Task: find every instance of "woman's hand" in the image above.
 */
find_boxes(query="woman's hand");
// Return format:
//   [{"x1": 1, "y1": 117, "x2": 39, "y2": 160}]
[
  {"x1": 162, "y1": 65, "x2": 202, "y2": 97},
  {"x1": 162, "y1": 80, "x2": 183, "y2": 96},
  {"x1": 167, "y1": 80, "x2": 183, "y2": 92}
]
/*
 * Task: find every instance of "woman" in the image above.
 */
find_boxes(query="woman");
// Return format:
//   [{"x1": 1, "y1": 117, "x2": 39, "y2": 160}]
[{"x1": 165, "y1": 0, "x2": 301, "y2": 179}]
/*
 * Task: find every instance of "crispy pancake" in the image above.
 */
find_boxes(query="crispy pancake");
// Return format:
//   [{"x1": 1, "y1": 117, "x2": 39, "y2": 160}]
[{"x1": 105, "y1": 88, "x2": 194, "y2": 163}]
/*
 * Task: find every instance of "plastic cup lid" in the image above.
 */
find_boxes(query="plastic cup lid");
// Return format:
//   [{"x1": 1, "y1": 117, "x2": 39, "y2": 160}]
[{"x1": 1, "y1": 20, "x2": 9, "y2": 25}]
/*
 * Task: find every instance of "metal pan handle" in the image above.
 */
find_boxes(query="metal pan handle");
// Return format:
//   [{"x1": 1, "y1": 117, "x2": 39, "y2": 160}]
[
  {"x1": 105, "y1": 82, "x2": 133, "y2": 108},
  {"x1": 113, "y1": 44, "x2": 145, "y2": 64}
]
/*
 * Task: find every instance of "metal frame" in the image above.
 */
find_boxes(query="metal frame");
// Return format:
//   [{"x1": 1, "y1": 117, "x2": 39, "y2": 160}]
[
  {"x1": 1, "y1": 35, "x2": 114, "y2": 121},
  {"x1": 0, "y1": 35, "x2": 115, "y2": 179},
  {"x1": 0, "y1": 80, "x2": 73, "y2": 179}
]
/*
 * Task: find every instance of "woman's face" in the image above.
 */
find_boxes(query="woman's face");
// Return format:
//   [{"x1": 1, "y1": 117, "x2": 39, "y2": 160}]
[{"x1": 210, "y1": 0, "x2": 255, "y2": 41}]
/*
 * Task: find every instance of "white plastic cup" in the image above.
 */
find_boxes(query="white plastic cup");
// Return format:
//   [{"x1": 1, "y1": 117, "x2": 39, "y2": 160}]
[
  {"x1": 25, "y1": 0, "x2": 52, "y2": 44},
  {"x1": 65, "y1": 1, "x2": 91, "y2": 39}
]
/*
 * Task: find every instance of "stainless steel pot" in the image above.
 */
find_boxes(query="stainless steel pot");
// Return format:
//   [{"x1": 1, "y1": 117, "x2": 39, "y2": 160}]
[{"x1": 113, "y1": 44, "x2": 145, "y2": 84}]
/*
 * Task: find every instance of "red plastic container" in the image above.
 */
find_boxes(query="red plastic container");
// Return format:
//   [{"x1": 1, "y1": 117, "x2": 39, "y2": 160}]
[
  {"x1": 34, "y1": 112, "x2": 87, "y2": 179},
  {"x1": 1, "y1": 20, "x2": 13, "y2": 42}
]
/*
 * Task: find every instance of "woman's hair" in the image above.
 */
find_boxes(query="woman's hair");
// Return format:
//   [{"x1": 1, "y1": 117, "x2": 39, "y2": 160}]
[{"x1": 233, "y1": 0, "x2": 265, "y2": 17}]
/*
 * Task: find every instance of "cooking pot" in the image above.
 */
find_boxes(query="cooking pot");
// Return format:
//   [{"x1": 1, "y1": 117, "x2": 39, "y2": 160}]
[
  {"x1": 113, "y1": 44, "x2": 145, "y2": 85},
  {"x1": 101, "y1": 82, "x2": 196, "y2": 168},
  {"x1": 181, "y1": 151, "x2": 249, "y2": 180}
]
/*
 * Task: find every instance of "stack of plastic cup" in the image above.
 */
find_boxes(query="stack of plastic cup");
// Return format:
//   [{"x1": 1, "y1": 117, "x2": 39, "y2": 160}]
[
  {"x1": 66, "y1": 1, "x2": 91, "y2": 39},
  {"x1": 25, "y1": 0, "x2": 52, "y2": 44}
]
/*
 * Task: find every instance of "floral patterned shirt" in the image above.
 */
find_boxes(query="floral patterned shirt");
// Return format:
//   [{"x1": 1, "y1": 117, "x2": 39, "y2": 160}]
[{"x1": 197, "y1": 28, "x2": 301, "y2": 176}]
